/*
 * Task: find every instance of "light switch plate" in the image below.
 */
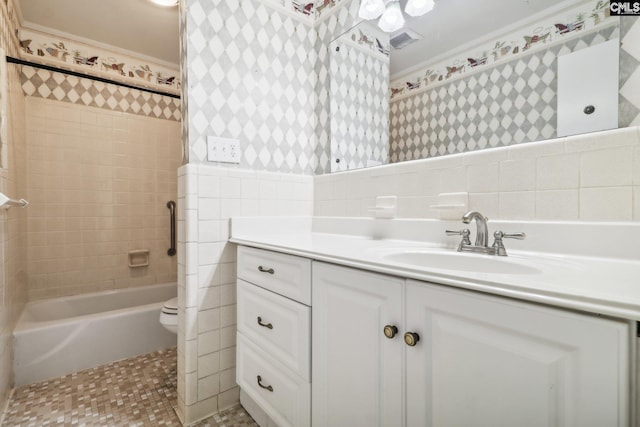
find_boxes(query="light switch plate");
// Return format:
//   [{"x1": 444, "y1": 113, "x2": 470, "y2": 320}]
[{"x1": 207, "y1": 136, "x2": 241, "y2": 164}]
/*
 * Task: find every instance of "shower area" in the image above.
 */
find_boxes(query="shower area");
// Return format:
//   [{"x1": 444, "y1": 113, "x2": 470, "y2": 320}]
[
  {"x1": 0, "y1": 0, "x2": 182, "y2": 414},
  {"x1": 22, "y1": 94, "x2": 180, "y2": 300}
]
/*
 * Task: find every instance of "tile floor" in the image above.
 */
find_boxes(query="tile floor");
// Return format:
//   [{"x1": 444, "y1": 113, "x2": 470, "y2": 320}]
[{"x1": 2, "y1": 347, "x2": 257, "y2": 427}]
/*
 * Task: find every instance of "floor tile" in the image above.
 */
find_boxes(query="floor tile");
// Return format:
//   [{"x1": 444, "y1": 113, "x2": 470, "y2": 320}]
[{"x1": 2, "y1": 347, "x2": 257, "y2": 427}]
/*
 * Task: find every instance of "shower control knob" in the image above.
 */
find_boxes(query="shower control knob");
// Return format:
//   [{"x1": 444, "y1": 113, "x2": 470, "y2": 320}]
[
  {"x1": 404, "y1": 332, "x2": 420, "y2": 347},
  {"x1": 383, "y1": 325, "x2": 398, "y2": 339}
]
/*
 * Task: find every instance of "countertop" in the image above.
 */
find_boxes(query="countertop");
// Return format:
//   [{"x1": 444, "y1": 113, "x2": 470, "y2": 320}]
[{"x1": 230, "y1": 217, "x2": 640, "y2": 321}]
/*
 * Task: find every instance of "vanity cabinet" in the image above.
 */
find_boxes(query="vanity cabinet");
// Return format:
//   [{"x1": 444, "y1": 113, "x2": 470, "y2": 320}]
[
  {"x1": 312, "y1": 262, "x2": 404, "y2": 426},
  {"x1": 404, "y1": 280, "x2": 630, "y2": 427},
  {"x1": 312, "y1": 262, "x2": 631, "y2": 427},
  {"x1": 236, "y1": 246, "x2": 311, "y2": 427}
]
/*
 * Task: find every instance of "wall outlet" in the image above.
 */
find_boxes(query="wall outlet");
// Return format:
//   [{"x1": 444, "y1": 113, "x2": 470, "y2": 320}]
[
  {"x1": 227, "y1": 139, "x2": 240, "y2": 164},
  {"x1": 206, "y1": 136, "x2": 241, "y2": 164}
]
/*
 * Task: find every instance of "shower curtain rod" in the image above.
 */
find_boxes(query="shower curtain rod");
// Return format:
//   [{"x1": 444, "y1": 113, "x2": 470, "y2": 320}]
[{"x1": 5, "y1": 55, "x2": 180, "y2": 99}]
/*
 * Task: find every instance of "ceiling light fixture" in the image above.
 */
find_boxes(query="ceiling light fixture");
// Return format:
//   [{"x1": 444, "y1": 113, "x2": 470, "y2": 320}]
[
  {"x1": 358, "y1": 0, "x2": 386, "y2": 20},
  {"x1": 405, "y1": 0, "x2": 435, "y2": 16},
  {"x1": 149, "y1": 0, "x2": 179, "y2": 7},
  {"x1": 358, "y1": 0, "x2": 435, "y2": 32},
  {"x1": 378, "y1": 1, "x2": 405, "y2": 33}
]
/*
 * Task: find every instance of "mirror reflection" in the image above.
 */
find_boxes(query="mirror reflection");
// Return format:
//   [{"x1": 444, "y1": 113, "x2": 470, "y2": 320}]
[
  {"x1": 331, "y1": 0, "x2": 624, "y2": 172},
  {"x1": 330, "y1": 23, "x2": 391, "y2": 172}
]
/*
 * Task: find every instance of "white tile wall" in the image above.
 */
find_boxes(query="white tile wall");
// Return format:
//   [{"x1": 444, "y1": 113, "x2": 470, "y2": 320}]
[
  {"x1": 315, "y1": 126, "x2": 640, "y2": 222},
  {"x1": 176, "y1": 164, "x2": 312, "y2": 424},
  {"x1": 24, "y1": 97, "x2": 181, "y2": 300}
]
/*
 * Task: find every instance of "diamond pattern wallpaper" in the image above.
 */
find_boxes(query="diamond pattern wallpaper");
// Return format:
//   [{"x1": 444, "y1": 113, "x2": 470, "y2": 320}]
[
  {"x1": 20, "y1": 66, "x2": 181, "y2": 122},
  {"x1": 179, "y1": 0, "x2": 190, "y2": 164},
  {"x1": 314, "y1": 0, "x2": 362, "y2": 174},
  {"x1": 620, "y1": 17, "x2": 640, "y2": 127},
  {"x1": 330, "y1": 33, "x2": 389, "y2": 172},
  {"x1": 183, "y1": 0, "x2": 318, "y2": 174},
  {"x1": 389, "y1": 25, "x2": 619, "y2": 163},
  {"x1": 178, "y1": 1, "x2": 640, "y2": 175}
]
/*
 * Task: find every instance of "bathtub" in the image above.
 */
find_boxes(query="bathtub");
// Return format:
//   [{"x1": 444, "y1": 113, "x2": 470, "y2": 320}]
[{"x1": 13, "y1": 282, "x2": 177, "y2": 386}]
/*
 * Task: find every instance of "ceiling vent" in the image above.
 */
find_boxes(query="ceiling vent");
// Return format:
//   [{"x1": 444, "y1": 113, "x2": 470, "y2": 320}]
[{"x1": 390, "y1": 29, "x2": 422, "y2": 50}]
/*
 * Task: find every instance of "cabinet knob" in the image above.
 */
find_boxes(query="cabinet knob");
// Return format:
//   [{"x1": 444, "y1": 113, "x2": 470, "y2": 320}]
[
  {"x1": 383, "y1": 325, "x2": 398, "y2": 339},
  {"x1": 404, "y1": 332, "x2": 420, "y2": 347}
]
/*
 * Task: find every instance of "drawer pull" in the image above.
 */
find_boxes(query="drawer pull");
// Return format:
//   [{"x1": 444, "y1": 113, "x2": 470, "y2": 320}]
[
  {"x1": 257, "y1": 316, "x2": 273, "y2": 329},
  {"x1": 257, "y1": 375, "x2": 274, "y2": 392},
  {"x1": 258, "y1": 266, "x2": 275, "y2": 274}
]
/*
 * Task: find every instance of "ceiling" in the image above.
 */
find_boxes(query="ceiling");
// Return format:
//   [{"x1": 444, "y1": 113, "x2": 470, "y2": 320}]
[{"x1": 17, "y1": 0, "x2": 180, "y2": 66}]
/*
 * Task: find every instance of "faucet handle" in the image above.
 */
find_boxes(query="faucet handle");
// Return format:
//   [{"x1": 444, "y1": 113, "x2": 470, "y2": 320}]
[
  {"x1": 492, "y1": 231, "x2": 526, "y2": 256},
  {"x1": 446, "y1": 229, "x2": 471, "y2": 246},
  {"x1": 494, "y1": 231, "x2": 526, "y2": 240}
]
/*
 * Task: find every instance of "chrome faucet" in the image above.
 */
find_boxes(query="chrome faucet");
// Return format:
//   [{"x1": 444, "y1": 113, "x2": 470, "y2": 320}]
[
  {"x1": 446, "y1": 211, "x2": 526, "y2": 256},
  {"x1": 462, "y1": 211, "x2": 488, "y2": 247}
]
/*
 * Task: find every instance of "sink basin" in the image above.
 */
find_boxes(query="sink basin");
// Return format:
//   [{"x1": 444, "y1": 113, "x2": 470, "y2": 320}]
[{"x1": 381, "y1": 250, "x2": 542, "y2": 275}]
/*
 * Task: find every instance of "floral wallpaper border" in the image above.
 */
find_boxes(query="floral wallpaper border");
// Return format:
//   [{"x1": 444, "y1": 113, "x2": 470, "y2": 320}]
[
  {"x1": 390, "y1": 0, "x2": 613, "y2": 101},
  {"x1": 18, "y1": 28, "x2": 180, "y2": 95},
  {"x1": 264, "y1": 0, "x2": 350, "y2": 23},
  {"x1": 340, "y1": 21, "x2": 390, "y2": 59}
]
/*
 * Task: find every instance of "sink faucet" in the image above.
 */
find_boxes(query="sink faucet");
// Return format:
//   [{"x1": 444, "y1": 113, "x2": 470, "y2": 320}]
[
  {"x1": 462, "y1": 211, "x2": 488, "y2": 247},
  {"x1": 446, "y1": 211, "x2": 526, "y2": 256}
]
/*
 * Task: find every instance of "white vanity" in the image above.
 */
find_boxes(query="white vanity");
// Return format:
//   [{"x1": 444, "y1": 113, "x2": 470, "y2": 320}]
[{"x1": 231, "y1": 216, "x2": 640, "y2": 427}]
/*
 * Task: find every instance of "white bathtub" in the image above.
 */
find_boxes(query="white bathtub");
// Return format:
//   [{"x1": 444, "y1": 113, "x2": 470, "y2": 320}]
[{"x1": 13, "y1": 282, "x2": 177, "y2": 386}]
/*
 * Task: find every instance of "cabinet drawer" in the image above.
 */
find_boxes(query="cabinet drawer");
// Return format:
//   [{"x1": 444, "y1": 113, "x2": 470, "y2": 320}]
[
  {"x1": 237, "y1": 279, "x2": 310, "y2": 380},
  {"x1": 237, "y1": 334, "x2": 310, "y2": 427},
  {"x1": 237, "y1": 246, "x2": 311, "y2": 305}
]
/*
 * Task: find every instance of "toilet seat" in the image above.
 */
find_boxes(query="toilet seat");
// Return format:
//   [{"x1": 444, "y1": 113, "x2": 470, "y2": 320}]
[
  {"x1": 162, "y1": 297, "x2": 178, "y2": 314},
  {"x1": 159, "y1": 297, "x2": 178, "y2": 334}
]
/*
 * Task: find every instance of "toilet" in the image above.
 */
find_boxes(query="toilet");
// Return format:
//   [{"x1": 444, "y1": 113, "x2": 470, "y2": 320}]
[{"x1": 159, "y1": 297, "x2": 177, "y2": 334}]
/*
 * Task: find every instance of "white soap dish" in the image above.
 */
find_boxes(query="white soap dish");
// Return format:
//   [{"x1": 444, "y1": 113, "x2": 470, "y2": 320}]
[
  {"x1": 430, "y1": 192, "x2": 468, "y2": 219},
  {"x1": 368, "y1": 196, "x2": 397, "y2": 219}
]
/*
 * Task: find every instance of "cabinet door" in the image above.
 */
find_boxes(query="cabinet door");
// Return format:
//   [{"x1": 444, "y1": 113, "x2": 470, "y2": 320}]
[
  {"x1": 312, "y1": 262, "x2": 404, "y2": 427},
  {"x1": 405, "y1": 280, "x2": 630, "y2": 427}
]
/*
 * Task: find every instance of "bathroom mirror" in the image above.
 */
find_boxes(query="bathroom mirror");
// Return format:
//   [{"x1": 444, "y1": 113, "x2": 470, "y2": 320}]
[
  {"x1": 330, "y1": 22, "x2": 391, "y2": 172},
  {"x1": 330, "y1": 0, "x2": 624, "y2": 172}
]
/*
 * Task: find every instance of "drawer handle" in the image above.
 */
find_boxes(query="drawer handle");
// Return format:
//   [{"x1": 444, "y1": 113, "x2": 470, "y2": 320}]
[
  {"x1": 257, "y1": 316, "x2": 273, "y2": 329},
  {"x1": 257, "y1": 375, "x2": 274, "y2": 392},
  {"x1": 258, "y1": 266, "x2": 275, "y2": 274}
]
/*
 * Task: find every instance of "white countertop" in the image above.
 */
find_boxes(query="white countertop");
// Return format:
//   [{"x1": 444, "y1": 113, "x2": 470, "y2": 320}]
[{"x1": 230, "y1": 217, "x2": 640, "y2": 321}]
